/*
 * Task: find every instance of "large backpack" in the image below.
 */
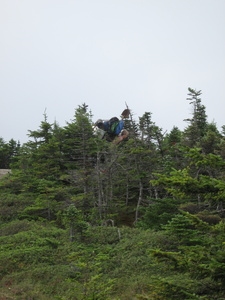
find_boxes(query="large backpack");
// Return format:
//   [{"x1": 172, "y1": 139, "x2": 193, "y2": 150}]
[{"x1": 107, "y1": 117, "x2": 119, "y2": 135}]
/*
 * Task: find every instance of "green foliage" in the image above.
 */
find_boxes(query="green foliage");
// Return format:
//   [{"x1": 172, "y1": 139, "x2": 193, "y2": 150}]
[
  {"x1": 0, "y1": 220, "x2": 225, "y2": 299},
  {"x1": 1, "y1": 97, "x2": 225, "y2": 299},
  {"x1": 0, "y1": 138, "x2": 20, "y2": 168},
  {"x1": 184, "y1": 88, "x2": 208, "y2": 147},
  {"x1": 137, "y1": 198, "x2": 180, "y2": 230},
  {"x1": 62, "y1": 204, "x2": 89, "y2": 241},
  {"x1": 163, "y1": 212, "x2": 209, "y2": 245},
  {"x1": 0, "y1": 221, "x2": 65, "y2": 281},
  {"x1": 151, "y1": 167, "x2": 199, "y2": 199},
  {"x1": 0, "y1": 192, "x2": 35, "y2": 223}
]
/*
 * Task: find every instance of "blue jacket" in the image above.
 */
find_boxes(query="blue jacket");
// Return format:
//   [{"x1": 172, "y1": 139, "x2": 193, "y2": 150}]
[
  {"x1": 103, "y1": 120, "x2": 124, "y2": 135},
  {"x1": 114, "y1": 120, "x2": 124, "y2": 135}
]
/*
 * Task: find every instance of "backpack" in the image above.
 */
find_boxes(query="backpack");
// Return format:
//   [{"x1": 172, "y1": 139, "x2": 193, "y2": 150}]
[{"x1": 107, "y1": 117, "x2": 119, "y2": 135}]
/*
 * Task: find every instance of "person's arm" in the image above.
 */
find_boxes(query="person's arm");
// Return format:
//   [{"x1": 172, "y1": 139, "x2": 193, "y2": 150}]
[{"x1": 113, "y1": 129, "x2": 129, "y2": 144}]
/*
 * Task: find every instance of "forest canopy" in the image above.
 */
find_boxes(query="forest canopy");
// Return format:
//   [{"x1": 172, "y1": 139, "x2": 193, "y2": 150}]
[{"x1": 1, "y1": 88, "x2": 225, "y2": 299}]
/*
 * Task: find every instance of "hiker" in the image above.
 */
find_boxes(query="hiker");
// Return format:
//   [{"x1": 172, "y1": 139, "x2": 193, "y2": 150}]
[{"x1": 95, "y1": 109, "x2": 130, "y2": 144}]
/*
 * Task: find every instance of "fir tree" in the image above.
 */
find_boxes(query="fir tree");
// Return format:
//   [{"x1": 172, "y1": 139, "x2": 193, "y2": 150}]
[{"x1": 183, "y1": 88, "x2": 208, "y2": 147}]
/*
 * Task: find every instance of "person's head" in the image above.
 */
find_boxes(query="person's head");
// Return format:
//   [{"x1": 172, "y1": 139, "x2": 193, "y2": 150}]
[{"x1": 121, "y1": 109, "x2": 130, "y2": 119}]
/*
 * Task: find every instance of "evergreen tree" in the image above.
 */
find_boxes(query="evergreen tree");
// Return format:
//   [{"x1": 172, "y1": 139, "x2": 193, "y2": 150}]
[
  {"x1": 167, "y1": 126, "x2": 182, "y2": 145},
  {"x1": 25, "y1": 114, "x2": 63, "y2": 180},
  {"x1": 0, "y1": 138, "x2": 20, "y2": 169},
  {"x1": 183, "y1": 88, "x2": 208, "y2": 147},
  {"x1": 200, "y1": 122, "x2": 222, "y2": 154},
  {"x1": 162, "y1": 127, "x2": 185, "y2": 172},
  {"x1": 138, "y1": 112, "x2": 165, "y2": 156},
  {"x1": 139, "y1": 112, "x2": 154, "y2": 143},
  {"x1": 62, "y1": 104, "x2": 97, "y2": 213},
  {"x1": 28, "y1": 111, "x2": 52, "y2": 145}
]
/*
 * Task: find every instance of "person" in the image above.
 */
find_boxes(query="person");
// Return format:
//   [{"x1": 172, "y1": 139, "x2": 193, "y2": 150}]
[{"x1": 95, "y1": 109, "x2": 130, "y2": 144}]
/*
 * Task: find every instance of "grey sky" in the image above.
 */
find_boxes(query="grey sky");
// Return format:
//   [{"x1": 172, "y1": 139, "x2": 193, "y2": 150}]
[{"x1": 1, "y1": 0, "x2": 225, "y2": 144}]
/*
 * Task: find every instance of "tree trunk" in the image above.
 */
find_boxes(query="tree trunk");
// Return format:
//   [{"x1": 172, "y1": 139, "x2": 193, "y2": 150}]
[{"x1": 135, "y1": 180, "x2": 143, "y2": 223}]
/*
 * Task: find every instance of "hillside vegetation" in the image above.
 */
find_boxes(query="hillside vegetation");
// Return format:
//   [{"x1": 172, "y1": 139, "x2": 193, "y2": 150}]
[{"x1": 1, "y1": 89, "x2": 225, "y2": 299}]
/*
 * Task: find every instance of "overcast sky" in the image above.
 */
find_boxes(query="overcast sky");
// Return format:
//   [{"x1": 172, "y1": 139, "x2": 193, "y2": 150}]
[{"x1": 1, "y1": 0, "x2": 225, "y2": 144}]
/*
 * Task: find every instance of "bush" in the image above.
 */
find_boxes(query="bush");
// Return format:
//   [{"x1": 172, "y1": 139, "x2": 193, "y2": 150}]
[
  {"x1": 0, "y1": 219, "x2": 33, "y2": 236},
  {"x1": 196, "y1": 212, "x2": 221, "y2": 225},
  {"x1": 136, "y1": 198, "x2": 180, "y2": 230},
  {"x1": 179, "y1": 202, "x2": 200, "y2": 214}
]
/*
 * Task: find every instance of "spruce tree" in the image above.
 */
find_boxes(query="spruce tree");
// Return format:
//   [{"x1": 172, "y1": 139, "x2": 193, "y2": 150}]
[
  {"x1": 62, "y1": 104, "x2": 97, "y2": 213},
  {"x1": 183, "y1": 88, "x2": 208, "y2": 147}
]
